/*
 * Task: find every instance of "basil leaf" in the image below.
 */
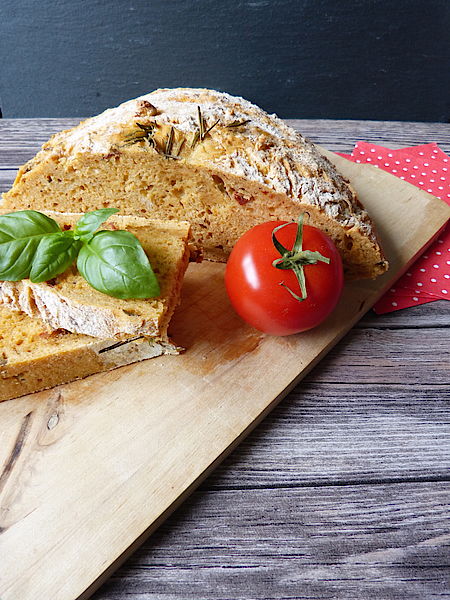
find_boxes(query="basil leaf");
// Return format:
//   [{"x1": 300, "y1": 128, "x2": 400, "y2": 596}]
[
  {"x1": 0, "y1": 210, "x2": 61, "y2": 280},
  {"x1": 77, "y1": 230, "x2": 160, "y2": 299},
  {"x1": 73, "y1": 208, "x2": 119, "y2": 243},
  {"x1": 30, "y1": 232, "x2": 82, "y2": 283}
]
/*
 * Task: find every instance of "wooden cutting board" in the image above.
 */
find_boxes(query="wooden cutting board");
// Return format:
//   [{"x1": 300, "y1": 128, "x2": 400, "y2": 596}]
[{"x1": 0, "y1": 151, "x2": 449, "y2": 600}]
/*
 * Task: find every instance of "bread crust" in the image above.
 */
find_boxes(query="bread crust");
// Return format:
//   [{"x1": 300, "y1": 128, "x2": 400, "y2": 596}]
[{"x1": 1, "y1": 88, "x2": 388, "y2": 278}]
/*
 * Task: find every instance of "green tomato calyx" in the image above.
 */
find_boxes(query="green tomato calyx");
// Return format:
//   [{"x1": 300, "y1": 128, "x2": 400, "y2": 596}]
[{"x1": 271, "y1": 214, "x2": 330, "y2": 302}]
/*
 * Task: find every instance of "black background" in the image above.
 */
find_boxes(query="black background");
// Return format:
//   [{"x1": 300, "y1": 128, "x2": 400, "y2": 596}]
[{"x1": 1, "y1": 0, "x2": 449, "y2": 121}]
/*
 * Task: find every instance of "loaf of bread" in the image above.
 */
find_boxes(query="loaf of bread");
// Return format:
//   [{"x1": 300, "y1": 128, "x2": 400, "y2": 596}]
[
  {"x1": 0, "y1": 304, "x2": 180, "y2": 403},
  {"x1": 1, "y1": 88, "x2": 387, "y2": 279},
  {"x1": 0, "y1": 213, "x2": 193, "y2": 339}
]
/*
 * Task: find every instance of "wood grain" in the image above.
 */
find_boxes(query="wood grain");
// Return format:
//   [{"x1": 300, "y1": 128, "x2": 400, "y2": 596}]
[
  {"x1": 202, "y1": 380, "x2": 450, "y2": 489},
  {"x1": 305, "y1": 327, "x2": 450, "y2": 385},
  {"x1": 0, "y1": 119, "x2": 449, "y2": 600},
  {"x1": 358, "y1": 301, "x2": 449, "y2": 328},
  {"x1": 91, "y1": 482, "x2": 450, "y2": 600}
]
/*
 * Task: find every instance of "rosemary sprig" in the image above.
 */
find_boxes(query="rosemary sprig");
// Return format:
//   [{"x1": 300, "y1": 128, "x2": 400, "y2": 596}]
[
  {"x1": 226, "y1": 119, "x2": 251, "y2": 128},
  {"x1": 165, "y1": 126, "x2": 175, "y2": 156},
  {"x1": 190, "y1": 130, "x2": 200, "y2": 148},
  {"x1": 126, "y1": 111, "x2": 251, "y2": 154},
  {"x1": 123, "y1": 122, "x2": 155, "y2": 146},
  {"x1": 198, "y1": 106, "x2": 204, "y2": 140},
  {"x1": 204, "y1": 119, "x2": 220, "y2": 137},
  {"x1": 191, "y1": 107, "x2": 220, "y2": 148},
  {"x1": 123, "y1": 132, "x2": 146, "y2": 145},
  {"x1": 174, "y1": 137, "x2": 185, "y2": 157},
  {"x1": 161, "y1": 126, "x2": 182, "y2": 160},
  {"x1": 124, "y1": 122, "x2": 181, "y2": 159},
  {"x1": 136, "y1": 122, "x2": 155, "y2": 134}
]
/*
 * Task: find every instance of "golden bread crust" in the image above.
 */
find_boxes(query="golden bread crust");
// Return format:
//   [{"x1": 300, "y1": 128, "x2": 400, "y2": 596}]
[{"x1": 2, "y1": 88, "x2": 388, "y2": 279}]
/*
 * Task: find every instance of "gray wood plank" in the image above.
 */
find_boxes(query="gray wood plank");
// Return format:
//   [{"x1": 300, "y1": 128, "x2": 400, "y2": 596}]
[
  {"x1": 203, "y1": 382, "x2": 450, "y2": 489},
  {"x1": 0, "y1": 118, "x2": 449, "y2": 167},
  {"x1": 308, "y1": 327, "x2": 449, "y2": 385},
  {"x1": 357, "y1": 302, "x2": 450, "y2": 329},
  {"x1": 0, "y1": 170, "x2": 15, "y2": 193},
  {"x1": 92, "y1": 482, "x2": 450, "y2": 600},
  {"x1": 0, "y1": 118, "x2": 81, "y2": 141},
  {"x1": 291, "y1": 119, "x2": 450, "y2": 154}
]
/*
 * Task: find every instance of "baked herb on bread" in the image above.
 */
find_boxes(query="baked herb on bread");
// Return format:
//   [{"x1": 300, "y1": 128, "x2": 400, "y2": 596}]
[{"x1": 1, "y1": 88, "x2": 388, "y2": 279}]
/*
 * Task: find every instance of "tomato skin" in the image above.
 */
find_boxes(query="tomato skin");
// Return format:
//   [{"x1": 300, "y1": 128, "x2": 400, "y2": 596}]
[{"x1": 225, "y1": 221, "x2": 344, "y2": 336}]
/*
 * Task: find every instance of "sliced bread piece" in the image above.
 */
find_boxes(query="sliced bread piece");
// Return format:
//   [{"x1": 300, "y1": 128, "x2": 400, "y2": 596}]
[
  {"x1": 0, "y1": 304, "x2": 179, "y2": 402},
  {"x1": 1, "y1": 88, "x2": 387, "y2": 279},
  {"x1": 0, "y1": 213, "x2": 193, "y2": 340}
]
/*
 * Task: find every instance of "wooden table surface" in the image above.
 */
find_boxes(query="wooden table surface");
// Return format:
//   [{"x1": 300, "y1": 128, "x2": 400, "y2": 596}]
[{"x1": 1, "y1": 119, "x2": 449, "y2": 600}]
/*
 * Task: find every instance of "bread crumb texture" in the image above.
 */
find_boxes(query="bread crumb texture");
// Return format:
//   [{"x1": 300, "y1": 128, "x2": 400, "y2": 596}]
[
  {"x1": 2, "y1": 88, "x2": 388, "y2": 279},
  {"x1": 0, "y1": 302, "x2": 180, "y2": 402},
  {"x1": 0, "y1": 213, "x2": 192, "y2": 340}
]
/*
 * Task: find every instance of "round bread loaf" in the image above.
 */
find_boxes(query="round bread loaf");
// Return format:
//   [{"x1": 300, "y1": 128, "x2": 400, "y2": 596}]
[{"x1": 2, "y1": 88, "x2": 388, "y2": 279}]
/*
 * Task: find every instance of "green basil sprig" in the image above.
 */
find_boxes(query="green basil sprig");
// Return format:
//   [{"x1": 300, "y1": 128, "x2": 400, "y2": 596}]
[
  {"x1": 0, "y1": 210, "x2": 61, "y2": 280},
  {"x1": 73, "y1": 207, "x2": 119, "y2": 243},
  {"x1": 78, "y1": 230, "x2": 161, "y2": 299},
  {"x1": 0, "y1": 209, "x2": 160, "y2": 299},
  {"x1": 30, "y1": 233, "x2": 82, "y2": 283}
]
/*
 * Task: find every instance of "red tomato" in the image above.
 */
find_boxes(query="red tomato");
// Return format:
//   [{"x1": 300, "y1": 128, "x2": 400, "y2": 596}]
[{"x1": 225, "y1": 220, "x2": 344, "y2": 336}]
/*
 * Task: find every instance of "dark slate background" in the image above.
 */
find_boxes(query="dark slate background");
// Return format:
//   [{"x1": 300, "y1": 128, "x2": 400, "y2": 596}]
[{"x1": 1, "y1": 0, "x2": 449, "y2": 121}]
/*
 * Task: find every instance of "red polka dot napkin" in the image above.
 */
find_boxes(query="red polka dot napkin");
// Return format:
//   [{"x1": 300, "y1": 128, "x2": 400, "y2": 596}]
[{"x1": 337, "y1": 142, "x2": 449, "y2": 313}]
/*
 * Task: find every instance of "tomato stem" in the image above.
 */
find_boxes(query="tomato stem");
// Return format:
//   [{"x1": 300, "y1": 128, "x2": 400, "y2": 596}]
[{"x1": 271, "y1": 214, "x2": 330, "y2": 302}]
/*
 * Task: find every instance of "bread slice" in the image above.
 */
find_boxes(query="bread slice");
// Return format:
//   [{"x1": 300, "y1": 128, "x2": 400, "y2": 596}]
[
  {"x1": 0, "y1": 213, "x2": 193, "y2": 340},
  {"x1": 0, "y1": 304, "x2": 179, "y2": 402},
  {"x1": 1, "y1": 88, "x2": 388, "y2": 279}
]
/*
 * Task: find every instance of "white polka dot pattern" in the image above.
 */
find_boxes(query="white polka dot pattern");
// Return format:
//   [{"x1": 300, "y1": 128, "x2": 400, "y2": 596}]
[{"x1": 338, "y1": 142, "x2": 449, "y2": 313}]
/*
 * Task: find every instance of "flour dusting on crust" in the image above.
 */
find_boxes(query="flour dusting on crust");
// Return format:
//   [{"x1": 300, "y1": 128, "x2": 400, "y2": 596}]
[{"x1": 43, "y1": 88, "x2": 372, "y2": 237}]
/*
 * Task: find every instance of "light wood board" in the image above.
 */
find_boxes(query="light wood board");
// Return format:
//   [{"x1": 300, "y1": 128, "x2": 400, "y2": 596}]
[{"x1": 0, "y1": 152, "x2": 449, "y2": 600}]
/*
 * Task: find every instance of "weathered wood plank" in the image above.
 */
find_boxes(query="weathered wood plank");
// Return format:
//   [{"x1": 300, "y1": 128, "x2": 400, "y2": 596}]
[
  {"x1": 0, "y1": 170, "x2": 15, "y2": 193},
  {"x1": 203, "y1": 382, "x2": 450, "y2": 489},
  {"x1": 92, "y1": 482, "x2": 450, "y2": 600},
  {"x1": 291, "y1": 119, "x2": 450, "y2": 154},
  {"x1": 308, "y1": 327, "x2": 449, "y2": 385},
  {"x1": 357, "y1": 301, "x2": 449, "y2": 329},
  {"x1": 0, "y1": 119, "x2": 78, "y2": 167},
  {"x1": 0, "y1": 118, "x2": 449, "y2": 167},
  {"x1": 0, "y1": 118, "x2": 81, "y2": 141}
]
